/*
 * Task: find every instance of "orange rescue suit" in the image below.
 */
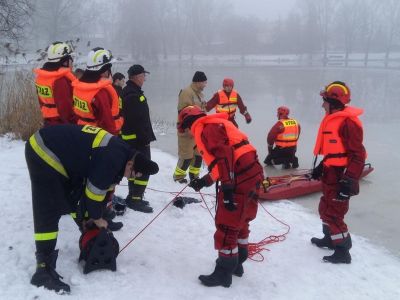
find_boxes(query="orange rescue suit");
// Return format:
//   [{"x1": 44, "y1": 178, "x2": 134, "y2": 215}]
[
  {"x1": 72, "y1": 79, "x2": 123, "y2": 132},
  {"x1": 216, "y1": 89, "x2": 238, "y2": 118},
  {"x1": 313, "y1": 106, "x2": 364, "y2": 167},
  {"x1": 275, "y1": 118, "x2": 300, "y2": 147},
  {"x1": 191, "y1": 113, "x2": 256, "y2": 181},
  {"x1": 34, "y1": 68, "x2": 76, "y2": 119}
]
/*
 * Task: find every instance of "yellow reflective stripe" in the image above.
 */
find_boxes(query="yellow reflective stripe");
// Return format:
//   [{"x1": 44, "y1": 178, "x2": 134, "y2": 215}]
[
  {"x1": 134, "y1": 179, "x2": 148, "y2": 186},
  {"x1": 93, "y1": 50, "x2": 108, "y2": 62},
  {"x1": 70, "y1": 212, "x2": 88, "y2": 219},
  {"x1": 85, "y1": 186, "x2": 106, "y2": 202},
  {"x1": 92, "y1": 129, "x2": 108, "y2": 148},
  {"x1": 29, "y1": 134, "x2": 68, "y2": 178},
  {"x1": 189, "y1": 166, "x2": 201, "y2": 175},
  {"x1": 128, "y1": 178, "x2": 135, "y2": 181},
  {"x1": 174, "y1": 166, "x2": 187, "y2": 176},
  {"x1": 139, "y1": 95, "x2": 145, "y2": 102},
  {"x1": 121, "y1": 134, "x2": 137, "y2": 140},
  {"x1": 34, "y1": 231, "x2": 58, "y2": 241}
]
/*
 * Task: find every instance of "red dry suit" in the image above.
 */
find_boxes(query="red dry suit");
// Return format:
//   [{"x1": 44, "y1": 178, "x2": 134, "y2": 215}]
[
  {"x1": 191, "y1": 113, "x2": 264, "y2": 256},
  {"x1": 313, "y1": 106, "x2": 366, "y2": 246}
]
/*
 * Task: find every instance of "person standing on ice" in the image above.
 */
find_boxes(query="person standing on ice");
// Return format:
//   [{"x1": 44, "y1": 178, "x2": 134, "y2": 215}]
[
  {"x1": 173, "y1": 71, "x2": 207, "y2": 184},
  {"x1": 264, "y1": 106, "x2": 300, "y2": 169},
  {"x1": 178, "y1": 105, "x2": 264, "y2": 288},
  {"x1": 25, "y1": 124, "x2": 159, "y2": 294},
  {"x1": 311, "y1": 81, "x2": 366, "y2": 264},
  {"x1": 205, "y1": 78, "x2": 252, "y2": 128}
]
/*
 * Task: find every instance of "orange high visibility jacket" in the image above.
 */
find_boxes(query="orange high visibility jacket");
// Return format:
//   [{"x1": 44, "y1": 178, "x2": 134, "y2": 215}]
[
  {"x1": 34, "y1": 68, "x2": 76, "y2": 119},
  {"x1": 191, "y1": 113, "x2": 256, "y2": 181},
  {"x1": 313, "y1": 106, "x2": 363, "y2": 167},
  {"x1": 72, "y1": 79, "x2": 123, "y2": 132},
  {"x1": 275, "y1": 118, "x2": 300, "y2": 147},
  {"x1": 216, "y1": 89, "x2": 238, "y2": 117}
]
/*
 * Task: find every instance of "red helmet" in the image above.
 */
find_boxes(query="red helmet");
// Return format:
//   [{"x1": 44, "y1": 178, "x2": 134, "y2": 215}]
[
  {"x1": 177, "y1": 105, "x2": 205, "y2": 132},
  {"x1": 320, "y1": 81, "x2": 351, "y2": 105},
  {"x1": 223, "y1": 78, "x2": 234, "y2": 87},
  {"x1": 277, "y1": 106, "x2": 290, "y2": 118}
]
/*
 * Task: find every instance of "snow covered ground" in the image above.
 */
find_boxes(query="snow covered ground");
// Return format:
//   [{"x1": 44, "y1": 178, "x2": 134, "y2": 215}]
[{"x1": 1, "y1": 136, "x2": 400, "y2": 300}]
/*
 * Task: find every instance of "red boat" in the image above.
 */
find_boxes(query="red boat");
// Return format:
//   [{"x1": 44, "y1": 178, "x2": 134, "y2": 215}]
[{"x1": 259, "y1": 163, "x2": 374, "y2": 201}]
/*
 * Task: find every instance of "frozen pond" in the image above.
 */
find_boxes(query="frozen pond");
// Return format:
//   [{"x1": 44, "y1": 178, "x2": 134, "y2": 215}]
[{"x1": 112, "y1": 64, "x2": 399, "y2": 257}]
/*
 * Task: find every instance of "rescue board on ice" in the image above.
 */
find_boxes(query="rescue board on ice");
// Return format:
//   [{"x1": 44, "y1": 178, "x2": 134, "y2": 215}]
[{"x1": 259, "y1": 163, "x2": 374, "y2": 201}]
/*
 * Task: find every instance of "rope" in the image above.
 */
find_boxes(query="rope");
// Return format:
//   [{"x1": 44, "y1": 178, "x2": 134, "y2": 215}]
[
  {"x1": 118, "y1": 184, "x2": 189, "y2": 254},
  {"x1": 118, "y1": 184, "x2": 291, "y2": 263},
  {"x1": 247, "y1": 200, "x2": 291, "y2": 262}
]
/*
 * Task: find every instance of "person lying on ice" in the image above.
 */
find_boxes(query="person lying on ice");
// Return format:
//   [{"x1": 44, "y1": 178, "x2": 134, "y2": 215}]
[
  {"x1": 25, "y1": 124, "x2": 159, "y2": 294},
  {"x1": 311, "y1": 81, "x2": 366, "y2": 264},
  {"x1": 178, "y1": 105, "x2": 264, "y2": 288}
]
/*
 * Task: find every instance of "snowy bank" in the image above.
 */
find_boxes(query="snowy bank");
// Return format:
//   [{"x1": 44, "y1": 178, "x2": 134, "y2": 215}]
[{"x1": 0, "y1": 137, "x2": 399, "y2": 300}]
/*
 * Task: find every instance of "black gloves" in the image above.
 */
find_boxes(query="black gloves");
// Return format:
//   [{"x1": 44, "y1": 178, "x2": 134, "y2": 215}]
[
  {"x1": 222, "y1": 186, "x2": 236, "y2": 211},
  {"x1": 134, "y1": 152, "x2": 159, "y2": 175},
  {"x1": 189, "y1": 177, "x2": 207, "y2": 192},
  {"x1": 311, "y1": 162, "x2": 323, "y2": 180},
  {"x1": 244, "y1": 113, "x2": 252, "y2": 124},
  {"x1": 337, "y1": 176, "x2": 359, "y2": 201}
]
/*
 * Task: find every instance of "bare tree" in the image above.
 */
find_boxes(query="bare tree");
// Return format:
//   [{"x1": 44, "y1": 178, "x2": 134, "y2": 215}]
[
  {"x1": 381, "y1": 0, "x2": 400, "y2": 67},
  {"x1": 0, "y1": 0, "x2": 32, "y2": 42}
]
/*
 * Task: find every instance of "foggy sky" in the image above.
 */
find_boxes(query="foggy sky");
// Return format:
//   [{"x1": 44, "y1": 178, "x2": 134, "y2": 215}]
[{"x1": 232, "y1": 0, "x2": 295, "y2": 19}]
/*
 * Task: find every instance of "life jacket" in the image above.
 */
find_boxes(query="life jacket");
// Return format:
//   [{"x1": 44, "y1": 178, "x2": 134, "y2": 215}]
[
  {"x1": 34, "y1": 68, "x2": 76, "y2": 119},
  {"x1": 191, "y1": 113, "x2": 256, "y2": 181},
  {"x1": 72, "y1": 79, "x2": 123, "y2": 132},
  {"x1": 313, "y1": 106, "x2": 363, "y2": 167},
  {"x1": 216, "y1": 90, "x2": 238, "y2": 118},
  {"x1": 275, "y1": 118, "x2": 300, "y2": 147}
]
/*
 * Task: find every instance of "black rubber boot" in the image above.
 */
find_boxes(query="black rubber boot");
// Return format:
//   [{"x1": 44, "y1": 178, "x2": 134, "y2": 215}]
[
  {"x1": 264, "y1": 156, "x2": 273, "y2": 166},
  {"x1": 233, "y1": 247, "x2": 248, "y2": 277},
  {"x1": 127, "y1": 182, "x2": 149, "y2": 205},
  {"x1": 323, "y1": 246, "x2": 351, "y2": 264},
  {"x1": 199, "y1": 255, "x2": 238, "y2": 288},
  {"x1": 283, "y1": 162, "x2": 291, "y2": 169},
  {"x1": 292, "y1": 157, "x2": 299, "y2": 169},
  {"x1": 311, "y1": 235, "x2": 334, "y2": 250},
  {"x1": 30, "y1": 250, "x2": 70, "y2": 294},
  {"x1": 127, "y1": 198, "x2": 153, "y2": 213}
]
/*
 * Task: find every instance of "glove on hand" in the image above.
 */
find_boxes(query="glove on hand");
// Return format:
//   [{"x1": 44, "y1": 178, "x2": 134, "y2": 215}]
[
  {"x1": 311, "y1": 162, "x2": 323, "y2": 180},
  {"x1": 268, "y1": 145, "x2": 273, "y2": 154},
  {"x1": 134, "y1": 152, "x2": 159, "y2": 175},
  {"x1": 337, "y1": 176, "x2": 359, "y2": 201},
  {"x1": 222, "y1": 187, "x2": 236, "y2": 211},
  {"x1": 189, "y1": 177, "x2": 207, "y2": 192},
  {"x1": 244, "y1": 113, "x2": 252, "y2": 124}
]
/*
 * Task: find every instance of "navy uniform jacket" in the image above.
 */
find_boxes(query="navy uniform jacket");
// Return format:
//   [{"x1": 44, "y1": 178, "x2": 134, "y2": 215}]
[
  {"x1": 120, "y1": 80, "x2": 156, "y2": 147},
  {"x1": 27, "y1": 124, "x2": 133, "y2": 219}
]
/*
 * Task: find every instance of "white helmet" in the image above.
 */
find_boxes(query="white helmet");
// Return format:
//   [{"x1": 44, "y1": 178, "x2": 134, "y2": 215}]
[
  {"x1": 47, "y1": 42, "x2": 73, "y2": 62},
  {"x1": 86, "y1": 47, "x2": 113, "y2": 71}
]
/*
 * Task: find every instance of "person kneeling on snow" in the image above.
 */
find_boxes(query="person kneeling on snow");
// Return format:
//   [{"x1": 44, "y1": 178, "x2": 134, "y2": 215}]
[
  {"x1": 264, "y1": 106, "x2": 300, "y2": 169},
  {"x1": 311, "y1": 81, "x2": 366, "y2": 264},
  {"x1": 178, "y1": 106, "x2": 264, "y2": 288},
  {"x1": 25, "y1": 124, "x2": 159, "y2": 294}
]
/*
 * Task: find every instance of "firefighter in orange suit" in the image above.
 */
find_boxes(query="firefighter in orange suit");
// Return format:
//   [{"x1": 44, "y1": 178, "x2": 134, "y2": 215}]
[
  {"x1": 311, "y1": 81, "x2": 366, "y2": 264},
  {"x1": 178, "y1": 106, "x2": 263, "y2": 288},
  {"x1": 72, "y1": 47, "x2": 123, "y2": 136},
  {"x1": 264, "y1": 106, "x2": 300, "y2": 169},
  {"x1": 34, "y1": 42, "x2": 77, "y2": 126},
  {"x1": 206, "y1": 78, "x2": 252, "y2": 127}
]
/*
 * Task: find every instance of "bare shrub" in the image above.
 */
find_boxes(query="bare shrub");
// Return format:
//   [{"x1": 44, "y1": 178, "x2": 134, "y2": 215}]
[{"x1": 0, "y1": 71, "x2": 42, "y2": 141}]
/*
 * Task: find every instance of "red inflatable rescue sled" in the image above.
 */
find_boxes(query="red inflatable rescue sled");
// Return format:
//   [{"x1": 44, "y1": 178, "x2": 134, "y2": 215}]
[{"x1": 259, "y1": 163, "x2": 374, "y2": 201}]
